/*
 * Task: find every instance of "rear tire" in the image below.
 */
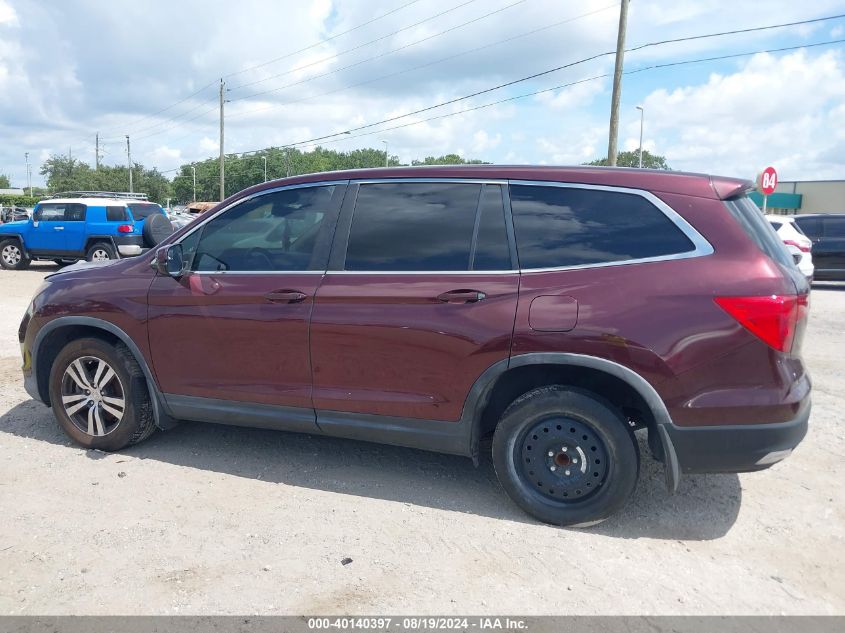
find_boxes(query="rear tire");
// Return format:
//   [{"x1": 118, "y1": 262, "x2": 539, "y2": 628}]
[
  {"x1": 492, "y1": 386, "x2": 639, "y2": 527},
  {"x1": 48, "y1": 338, "x2": 156, "y2": 450},
  {"x1": 0, "y1": 239, "x2": 31, "y2": 270},
  {"x1": 85, "y1": 241, "x2": 116, "y2": 262}
]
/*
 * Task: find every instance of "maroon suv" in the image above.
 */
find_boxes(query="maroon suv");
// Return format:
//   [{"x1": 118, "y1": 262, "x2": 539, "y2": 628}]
[{"x1": 18, "y1": 166, "x2": 811, "y2": 526}]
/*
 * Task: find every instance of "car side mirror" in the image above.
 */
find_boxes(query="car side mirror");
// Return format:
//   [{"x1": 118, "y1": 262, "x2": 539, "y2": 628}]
[{"x1": 155, "y1": 244, "x2": 184, "y2": 277}]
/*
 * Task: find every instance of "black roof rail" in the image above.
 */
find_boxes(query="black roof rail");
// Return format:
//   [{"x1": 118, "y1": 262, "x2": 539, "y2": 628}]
[{"x1": 47, "y1": 191, "x2": 150, "y2": 201}]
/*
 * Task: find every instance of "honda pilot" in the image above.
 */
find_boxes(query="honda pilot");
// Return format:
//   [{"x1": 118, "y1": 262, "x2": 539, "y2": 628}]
[{"x1": 18, "y1": 166, "x2": 811, "y2": 526}]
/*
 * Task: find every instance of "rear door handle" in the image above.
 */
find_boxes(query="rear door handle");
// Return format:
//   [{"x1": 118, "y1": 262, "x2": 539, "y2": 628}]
[
  {"x1": 264, "y1": 290, "x2": 308, "y2": 304},
  {"x1": 53, "y1": 226, "x2": 65, "y2": 230},
  {"x1": 437, "y1": 289, "x2": 487, "y2": 304}
]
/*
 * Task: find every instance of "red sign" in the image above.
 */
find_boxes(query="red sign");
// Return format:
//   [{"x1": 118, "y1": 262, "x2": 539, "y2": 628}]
[{"x1": 758, "y1": 166, "x2": 778, "y2": 195}]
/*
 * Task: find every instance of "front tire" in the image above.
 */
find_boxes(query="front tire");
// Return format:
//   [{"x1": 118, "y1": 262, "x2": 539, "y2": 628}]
[
  {"x1": 86, "y1": 242, "x2": 116, "y2": 262},
  {"x1": 48, "y1": 338, "x2": 156, "y2": 450},
  {"x1": 492, "y1": 386, "x2": 639, "y2": 527},
  {"x1": 0, "y1": 239, "x2": 31, "y2": 270}
]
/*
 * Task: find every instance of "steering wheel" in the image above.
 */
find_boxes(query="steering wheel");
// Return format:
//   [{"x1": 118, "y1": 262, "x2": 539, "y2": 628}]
[{"x1": 245, "y1": 248, "x2": 275, "y2": 270}]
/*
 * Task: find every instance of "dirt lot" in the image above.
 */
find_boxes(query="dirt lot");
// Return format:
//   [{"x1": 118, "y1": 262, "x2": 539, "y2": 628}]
[{"x1": 0, "y1": 263, "x2": 843, "y2": 615}]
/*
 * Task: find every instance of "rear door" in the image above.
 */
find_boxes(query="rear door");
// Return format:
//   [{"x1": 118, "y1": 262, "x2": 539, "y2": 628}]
[
  {"x1": 147, "y1": 182, "x2": 346, "y2": 420},
  {"x1": 127, "y1": 202, "x2": 165, "y2": 233},
  {"x1": 310, "y1": 180, "x2": 519, "y2": 426}
]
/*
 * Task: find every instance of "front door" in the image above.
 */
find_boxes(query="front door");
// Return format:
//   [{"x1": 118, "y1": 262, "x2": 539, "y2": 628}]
[
  {"x1": 147, "y1": 183, "x2": 346, "y2": 421},
  {"x1": 310, "y1": 181, "x2": 519, "y2": 423},
  {"x1": 28, "y1": 203, "x2": 84, "y2": 253}
]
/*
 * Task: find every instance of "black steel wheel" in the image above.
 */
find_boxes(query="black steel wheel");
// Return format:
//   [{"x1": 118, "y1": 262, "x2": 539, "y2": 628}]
[
  {"x1": 492, "y1": 386, "x2": 639, "y2": 527},
  {"x1": 518, "y1": 416, "x2": 610, "y2": 502}
]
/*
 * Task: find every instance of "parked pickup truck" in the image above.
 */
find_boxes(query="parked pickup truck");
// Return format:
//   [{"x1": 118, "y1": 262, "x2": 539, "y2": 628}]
[{"x1": 0, "y1": 192, "x2": 173, "y2": 270}]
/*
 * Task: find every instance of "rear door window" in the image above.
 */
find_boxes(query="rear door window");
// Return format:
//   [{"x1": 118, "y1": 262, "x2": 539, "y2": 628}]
[
  {"x1": 509, "y1": 184, "x2": 695, "y2": 269},
  {"x1": 472, "y1": 185, "x2": 511, "y2": 270},
  {"x1": 344, "y1": 182, "x2": 481, "y2": 271}
]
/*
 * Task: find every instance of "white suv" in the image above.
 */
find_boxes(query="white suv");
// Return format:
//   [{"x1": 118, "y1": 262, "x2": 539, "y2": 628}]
[{"x1": 767, "y1": 215, "x2": 814, "y2": 280}]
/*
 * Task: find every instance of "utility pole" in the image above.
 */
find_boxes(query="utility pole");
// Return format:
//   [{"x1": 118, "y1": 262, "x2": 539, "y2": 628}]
[
  {"x1": 606, "y1": 0, "x2": 630, "y2": 167},
  {"x1": 262, "y1": 155, "x2": 267, "y2": 182},
  {"x1": 191, "y1": 163, "x2": 197, "y2": 202},
  {"x1": 126, "y1": 135, "x2": 133, "y2": 193},
  {"x1": 219, "y1": 78, "x2": 225, "y2": 201},
  {"x1": 95, "y1": 133, "x2": 100, "y2": 170},
  {"x1": 382, "y1": 140, "x2": 389, "y2": 167}
]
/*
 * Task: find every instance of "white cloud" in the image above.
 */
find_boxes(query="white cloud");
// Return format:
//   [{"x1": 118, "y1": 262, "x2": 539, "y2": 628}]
[
  {"x1": 0, "y1": 0, "x2": 17, "y2": 26},
  {"x1": 641, "y1": 50, "x2": 845, "y2": 179}
]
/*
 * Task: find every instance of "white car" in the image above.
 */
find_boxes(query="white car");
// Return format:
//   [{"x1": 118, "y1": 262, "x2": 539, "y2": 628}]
[{"x1": 767, "y1": 215, "x2": 814, "y2": 280}]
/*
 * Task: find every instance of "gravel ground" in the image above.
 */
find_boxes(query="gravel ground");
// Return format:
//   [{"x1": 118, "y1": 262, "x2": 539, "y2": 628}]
[{"x1": 0, "y1": 263, "x2": 843, "y2": 615}]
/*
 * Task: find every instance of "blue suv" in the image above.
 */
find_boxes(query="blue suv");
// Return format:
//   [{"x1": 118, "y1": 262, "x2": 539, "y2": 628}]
[{"x1": 0, "y1": 192, "x2": 173, "y2": 270}]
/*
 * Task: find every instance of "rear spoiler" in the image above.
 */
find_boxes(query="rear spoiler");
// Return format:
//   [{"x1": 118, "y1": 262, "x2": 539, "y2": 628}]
[{"x1": 710, "y1": 176, "x2": 755, "y2": 200}]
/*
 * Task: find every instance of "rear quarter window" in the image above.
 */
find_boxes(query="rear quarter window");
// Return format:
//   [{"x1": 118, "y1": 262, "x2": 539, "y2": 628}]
[
  {"x1": 509, "y1": 184, "x2": 695, "y2": 269},
  {"x1": 724, "y1": 197, "x2": 793, "y2": 268},
  {"x1": 127, "y1": 203, "x2": 163, "y2": 220},
  {"x1": 106, "y1": 206, "x2": 128, "y2": 221}
]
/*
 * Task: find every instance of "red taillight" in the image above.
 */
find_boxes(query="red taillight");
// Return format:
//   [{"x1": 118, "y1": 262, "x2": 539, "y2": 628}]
[
  {"x1": 783, "y1": 239, "x2": 811, "y2": 253},
  {"x1": 117, "y1": 224, "x2": 134, "y2": 233},
  {"x1": 715, "y1": 294, "x2": 808, "y2": 353}
]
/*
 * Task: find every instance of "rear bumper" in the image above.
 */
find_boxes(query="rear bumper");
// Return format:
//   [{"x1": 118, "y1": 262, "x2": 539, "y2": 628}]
[
  {"x1": 114, "y1": 235, "x2": 146, "y2": 257},
  {"x1": 663, "y1": 396, "x2": 810, "y2": 474}
]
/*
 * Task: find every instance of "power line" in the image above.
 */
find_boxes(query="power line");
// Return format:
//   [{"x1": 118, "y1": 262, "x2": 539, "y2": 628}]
[
  {"x1": 227, "y1": 2, "x2": 618, "y2": 119},
  {"x1": 223, "y1": 0, "x2": 424, "y2": 79},
  {"x1": 94, "y1": 0, "x2": 425, "y2": 140},
  {"x1": 244, "y1": 37, "x2": 845, "y2": 154},
  {"x1": 231, "y1": 0, "x2": 485, "y2": 92},
  {"x1": 230, "y1": 0, "x2": 534, "y2": 104},
  {"x1": 231, "y1": 12, "x2": 845, "y2": 153},
  {"x1": 163, "y1": 35, "x2": 845, "y2": 172}
]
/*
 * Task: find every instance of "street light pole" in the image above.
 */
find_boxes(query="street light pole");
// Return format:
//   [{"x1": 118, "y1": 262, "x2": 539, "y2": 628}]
[
  {"x1": 191, "y1": 164, "x2": 197, "y2": 202},
  {"x1": 125, "y1": 135, "x2": 133, "y2": 193},
  {"x1": 382, "y1": 140, "x2": 389, "y2": 168},
  {"x1": 636, "y1": 105, "x2": 644, "y2": 168},
  {"x1": 262, "y1": 156, "x2": 267, "y2": 182},
  {"x1": 25, "y1": 152, "x2": 32, "y2": 197}
]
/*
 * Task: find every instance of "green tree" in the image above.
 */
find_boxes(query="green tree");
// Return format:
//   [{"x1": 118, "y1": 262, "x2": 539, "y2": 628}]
[
  {"x1": 411, "y1": 154, "x2": 487, "y2": 166},
  {"x1": 0, "y1": 174, "x2": 11, "y2": 188},
  {"x1": 39, "y1": 154, "x2": 172, "y2": 204},
  {"x1": 168, "y1": 147, "x2": 489, "y2": 205},
  {"x1": 586, "y1": 150, "x2": 670, "y2": 170}
]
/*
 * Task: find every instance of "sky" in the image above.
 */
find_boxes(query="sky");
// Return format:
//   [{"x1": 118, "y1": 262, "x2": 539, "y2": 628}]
[{"x1": 1, "y1": 0, "x2": 845, "y2": 188}]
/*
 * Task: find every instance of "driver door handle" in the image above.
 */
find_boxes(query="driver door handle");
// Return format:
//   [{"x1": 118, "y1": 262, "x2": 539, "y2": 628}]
[
  {"x1": 264, "y1": 290, "x2": 308, "y2": 304},
  {"x1": 437, "y1": 289, "x2": 487, "y2": 304}
]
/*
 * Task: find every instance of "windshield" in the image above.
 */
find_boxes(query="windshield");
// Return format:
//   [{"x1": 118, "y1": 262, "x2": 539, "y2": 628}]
[{"x1": 724, "y1": 197, "x2": 793, "y2": 268}]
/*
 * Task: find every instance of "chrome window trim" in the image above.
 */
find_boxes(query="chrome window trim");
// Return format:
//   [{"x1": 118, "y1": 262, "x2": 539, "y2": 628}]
[
  {"x1": 162, "y1": 177, "x2": 712, "y2": 276},
  {"x1": 327, "y1": 270, "x2": 519, "y2": 276},
  {"x1": 352, "y1": 177, "x2": 508, "y2": 185},
  {"x1": 508, "y1": 179, "x2": 714, "y2": 273},
  {"x1": 159, "y1": 180, "x2": 348, "y2": 275}
]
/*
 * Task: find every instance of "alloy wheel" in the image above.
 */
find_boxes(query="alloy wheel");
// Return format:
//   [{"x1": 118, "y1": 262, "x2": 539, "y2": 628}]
[
  {"x1": 60, "y1": 356, "x2": 126, "y2": 436},
  {"x1": 91, "y1": 249, "x2": 111, "y2": 261},
  {"x1": 2, "y1": 244, "x2": 22, "y2": 266}
]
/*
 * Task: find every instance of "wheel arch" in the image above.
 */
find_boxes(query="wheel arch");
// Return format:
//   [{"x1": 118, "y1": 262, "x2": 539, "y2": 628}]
[
  {"x1": 84, "y1": 236, "x2": 118, "y2": 254},
  {"x1": 0, "y1": 233, "x2": 29, "y2": 257},
  {"x1": 466, "y1": 352, "x2": 680, "y2": 491},
  {"x1": 32, "y1": 317, "x2": 174, "y2": 429}
]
